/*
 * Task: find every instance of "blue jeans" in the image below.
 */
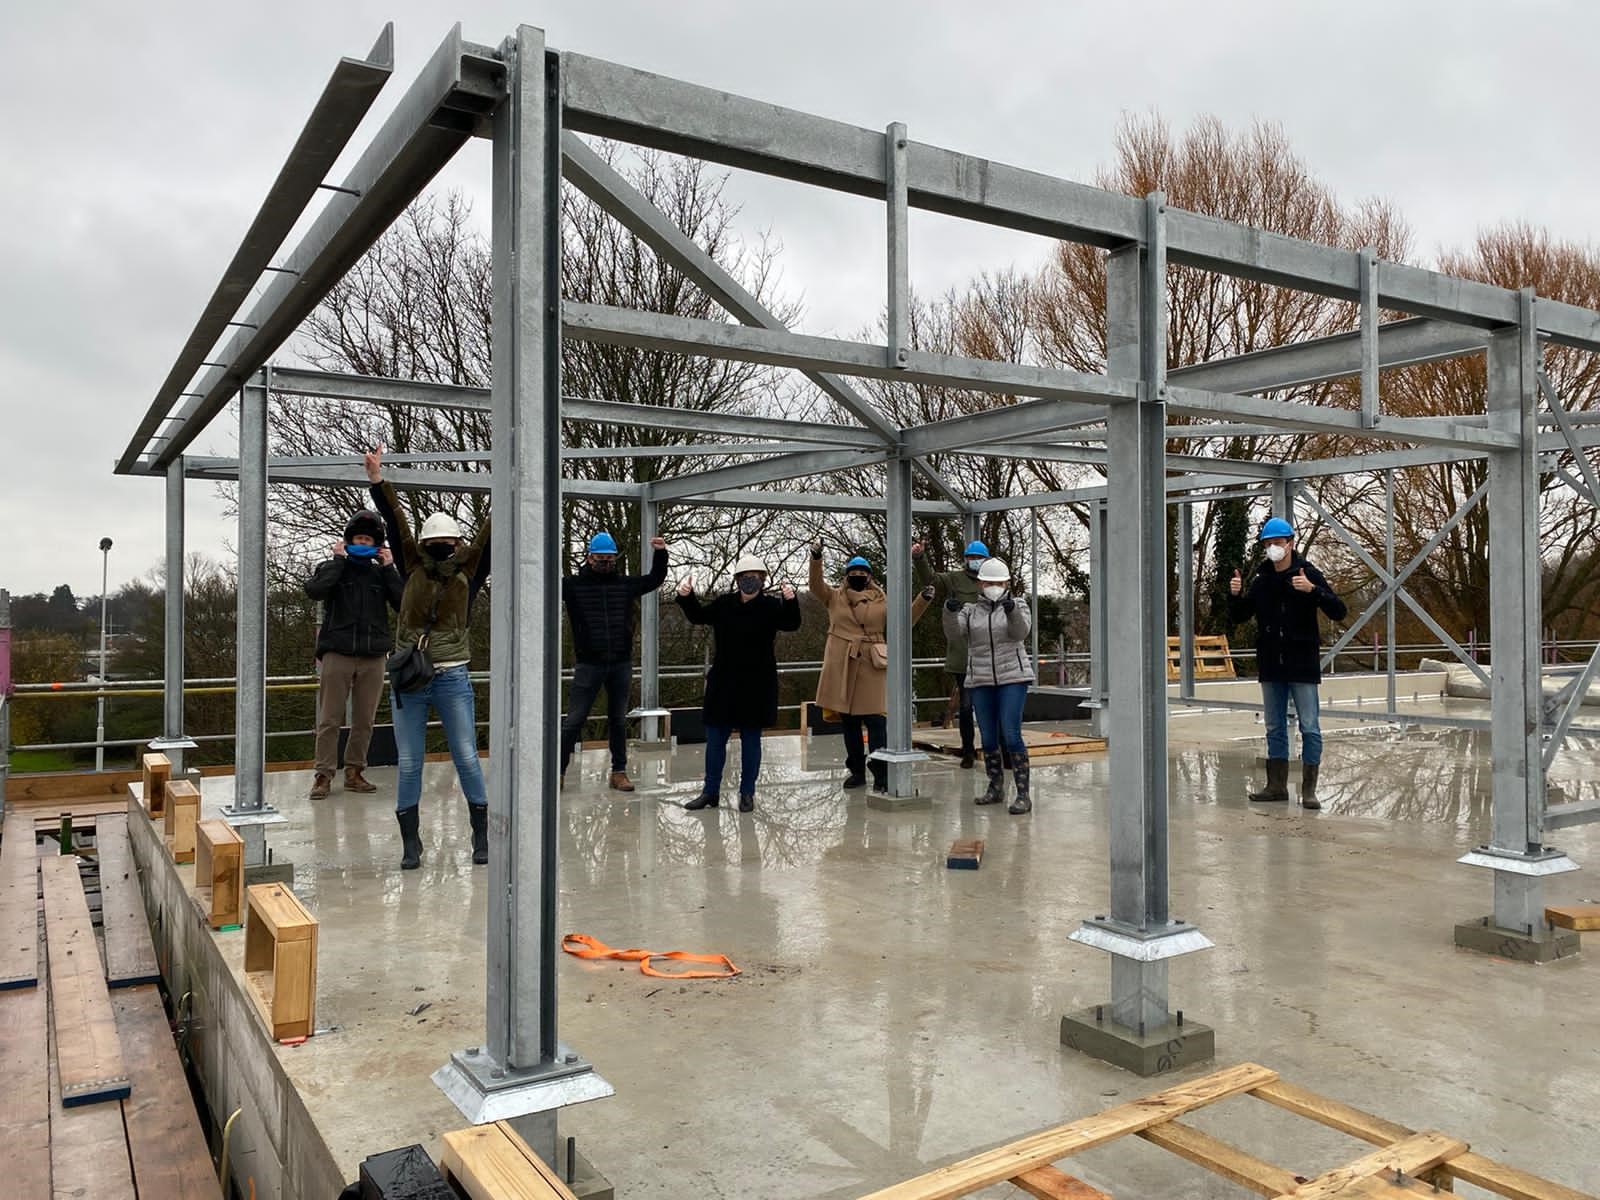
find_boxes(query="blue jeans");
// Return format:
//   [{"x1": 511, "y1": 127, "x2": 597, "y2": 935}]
[
  {"x1": 703, "y1": 725, "x2": 763, "y2": 796},
  {"x1": 1261, "y1": 680, "x2": 1322, "y2": 765},
  {"x1": 969, "y1": 682, "x2": 1029, "y2": 758},
  {"x1": 392, "y1": 665, "x2": 488, "y2": 812}
]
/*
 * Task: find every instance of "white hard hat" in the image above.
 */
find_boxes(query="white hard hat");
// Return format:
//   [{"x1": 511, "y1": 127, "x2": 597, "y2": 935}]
[
  {"x1": 419, "y1": 512, "x2": 463, "y2": 542},
  {"x1": 977, "y1": 557, "x2": 1011, "y2": 583},
  {"x1": 732, "y1": 554, "x2": 769, "y2": 576}
]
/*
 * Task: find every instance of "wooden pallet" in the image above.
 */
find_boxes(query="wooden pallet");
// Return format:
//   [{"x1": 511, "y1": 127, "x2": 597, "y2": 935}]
[
  {"x1": 913, "y1": 728, "x2": 1106, "y2": 758},
  {"x1": 856, "y1": 1061, "x2": 1596, "y2": 1199},
  {"x1": 1167, "y1": 633, "x2": 1237, "y2": 681}
]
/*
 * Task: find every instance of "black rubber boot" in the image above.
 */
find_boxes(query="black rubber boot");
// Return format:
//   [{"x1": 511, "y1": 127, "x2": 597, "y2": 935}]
[
  {"x1": 397, "y1": 807, "x2": 422, "y2": 870},
  {"x1": 685, "y1": 791, "x2": 720, "y2": 810},
  {"x1": 468, "y1": 804, "x2": 488, "y2": 865},
  {"x1": 977, "y1": 753, "x2": 1005, "y2": 805},
  {"x1": 869, "y1": 762, "x2": 888, "y2": 793},
  {"x1": 1008, "y1": 748, "x2": 1032, "y2": 815},
  {"x1": 738, "y1": 793, "x2": 755, "y2": 813},
  {"x1": 1249, "y1": 759, "x2": 1290, "y2": 803},
  {"x1": 1300, "y1": 762, "x2": 1322, "y2": 811}
]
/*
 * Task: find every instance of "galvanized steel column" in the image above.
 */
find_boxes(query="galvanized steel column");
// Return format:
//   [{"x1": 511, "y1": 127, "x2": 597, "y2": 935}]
[
  {"x1": 234, "y1": 373, "x2": 268, "y2": 815},
  {"x1": 165, "y1": 459, "x2": 187, "y2": 773},
  {"x1": 0, "y1": 589, "x2": 11, "y2": 806},
  {"x1": 1087, "y1": 499, "x2": 1107, "y2": 738},
  {"x1": 883, "y1": 454, "x2": 918, "y2": 796},
  {"x1": 1178, "y1": 502, "x2": 1195, "y2": 699},
  {"x1": 638, "y1": 495, "x2": 661, "y2": 741}
]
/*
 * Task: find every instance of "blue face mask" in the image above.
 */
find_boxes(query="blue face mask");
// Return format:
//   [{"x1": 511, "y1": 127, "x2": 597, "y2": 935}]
[{"x1": 346, "y1": 543, "x2": 379, "y2": 558}]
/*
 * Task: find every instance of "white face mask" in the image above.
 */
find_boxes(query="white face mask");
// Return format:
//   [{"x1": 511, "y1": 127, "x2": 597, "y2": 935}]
[
  {"x1": 982, "y1": 585, "x2": 1006, "y2": 602},
  {"x1": 1264, "y1": 544, "x2": 1288, "y2": 563}
]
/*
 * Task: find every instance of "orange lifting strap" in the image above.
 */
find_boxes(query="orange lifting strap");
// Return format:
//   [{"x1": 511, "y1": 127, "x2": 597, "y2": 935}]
[{"x1": 561, "y1": 932, "x2": 740, "y2": 979}]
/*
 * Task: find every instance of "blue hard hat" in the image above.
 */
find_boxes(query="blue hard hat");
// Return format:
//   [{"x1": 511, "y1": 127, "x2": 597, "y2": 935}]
[
  {"x1": 1258, "y1": 517, "x2": 1294, "y2": 541},
  {"x1": 588, "y1": 532, "x2": 619, "y2": 554},
  {"x1": 845, "y1": 555, "x2": 872, "y2": 570},
  {"x1": 963, "y1": 540, "x2": 990, "y2": 558}
]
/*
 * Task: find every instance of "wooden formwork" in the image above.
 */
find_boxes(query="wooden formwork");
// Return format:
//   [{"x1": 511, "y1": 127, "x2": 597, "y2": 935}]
[{"x1": 856, "y1": 1062, "x2": 1595, "y2": 1199}]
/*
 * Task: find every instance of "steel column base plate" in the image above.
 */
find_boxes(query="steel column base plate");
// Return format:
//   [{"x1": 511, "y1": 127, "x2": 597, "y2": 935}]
[
  {"x1": 865, "y1": 789, "x2": 930, "y2": 811},
  {"x1": 433, "y1": 1045, "x2": 614, "y2": 1125},
  {"x1": 242, "y1": 861, "x2": 296, "y2": 887},
  {"x1": 1060, "y1": 1007, "x2": 1215, "y2": 1077},
  {"x1": 1453, "y1": 916, "x2": 1580, "y2": 963}
]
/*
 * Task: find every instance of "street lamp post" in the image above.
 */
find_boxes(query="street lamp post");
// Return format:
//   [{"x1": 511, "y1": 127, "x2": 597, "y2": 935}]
[{"x1": 96, "y1": 537, "x2": 112, "y2": 772}]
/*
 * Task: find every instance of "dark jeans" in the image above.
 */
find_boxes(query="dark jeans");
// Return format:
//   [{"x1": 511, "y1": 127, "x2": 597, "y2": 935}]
[
  {"x1": 561, "y1": 660, "x2": 632, "y2": 773},
  {"x1": 703, "y1": 724, "x2": 763, "y2": 796},
  {"x1": 970, "y1": 681, "x2": 1028, "y2": 759},
  {"x1": 841, "y1": 713, "x2": 888, "y2": 785},
  {"x1": 951, "y1": 671, "x2": 975, "y2": 752}
]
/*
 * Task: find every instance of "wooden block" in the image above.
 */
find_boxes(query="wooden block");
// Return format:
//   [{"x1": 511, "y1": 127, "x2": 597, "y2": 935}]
[
  {"x1": 113, "y1": 984, "x2": 219, "y2": 1199},
  {"x1": 1288, "y1": 1131, "x2": 1468, "y2": 1200},
  {"x1": 946, "y1": 837, "x2": 985, "y2": 869},
  {"x1": 195, "y1": 819, "x2": 245, "y2": 929},
  {"x1": 0, "y1": 975, "x2": 51, "y2": 1197},
  {"x1": 0, "y1": 809, "x2": 40, "y2": 989},
  {"x1": 1138, "y1": 1119, "x2": 1301, "y2": 1196},
  {"x1": 1543, "y1": 903, "x2": 1600, "y2": 931},
  {"x1": 441, "y1": 1121, "x2": 581, "y2": 1200},
  {"x1": 244, "y1": 882, "x2": 317, "y2": 1040},
  {"x1": 1011, "y1": 1165, "x2": 1113, "y2": 1198},
  {"x1": 95, "y1": 815, "x2": 161, "y2": 987},
  {"x1": 142, "y1": 753, "x2": 171, "y2": 817},
  {"x1": 163, "y1": 779, "x2": 200, "y2": 863},
  {"x1": 40, "y1": 856, "x2": 131, "y2": 1105},
  {"x1": 855, "y1": 1063, "x2": 1278, "y2": 1200},
  {"x1": 1443, "y1": 1151, "x2": 1596, "y2": 1200},
  {"x1": 47, "y1": 960, "x2": 136, "y2": 1198}
]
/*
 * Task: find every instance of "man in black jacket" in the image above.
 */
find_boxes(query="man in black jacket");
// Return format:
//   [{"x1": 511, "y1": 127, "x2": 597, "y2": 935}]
[
  {"x1": 1228, "y1": 516, "x2": 1347, "y2": 810},
  {"x1": 303, "y1": 510, "x2": 406, "y2": 799},
  {"x1": 560, "y1": 531, "x2": 669, "y2": 791}
]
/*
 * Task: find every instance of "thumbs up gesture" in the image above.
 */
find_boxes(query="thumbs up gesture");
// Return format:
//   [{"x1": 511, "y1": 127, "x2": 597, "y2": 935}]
[
  {"x1": 676, "y1": 576, "x2": 694, "y2": 597},
  {"x1": 1291, "y1": 568, "x2": 1314, "y2": 594},
  {"x1": 1229, "y1": 568, "x2": 1243, "y2": 596}
]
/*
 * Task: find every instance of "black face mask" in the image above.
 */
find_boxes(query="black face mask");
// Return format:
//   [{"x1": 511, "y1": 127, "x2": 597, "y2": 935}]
[
  {"x1": 424, "y1": 543, "x2": 455, "y2": 561},
  {"x1": 590, "y1": 559, "x2": 616, "y2": 574},
  {"x1": 846, "y1": 575, "x2": 870, "y2": 592},
  {"x1": 737, "y1": 577, "x2": 763, "y2": 596}
]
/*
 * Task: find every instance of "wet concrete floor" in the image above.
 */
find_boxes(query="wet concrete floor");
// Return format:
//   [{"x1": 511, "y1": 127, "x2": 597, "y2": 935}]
[{"x1": 206, "y1": 699, "x2": 1600, "y2": 1197}]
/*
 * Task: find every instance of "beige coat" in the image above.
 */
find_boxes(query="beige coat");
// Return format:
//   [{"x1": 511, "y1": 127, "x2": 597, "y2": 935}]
[{"x1": 811, "y1": 557, "x2": 932, "y2": 715}]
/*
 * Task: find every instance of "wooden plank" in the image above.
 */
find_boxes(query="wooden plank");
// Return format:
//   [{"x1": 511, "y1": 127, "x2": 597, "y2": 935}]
[
  {"x1": 1543, "y1": 904, "x2": 1600, "y2": 931},
  {"x1": 440, "y1": 1122, "x2": 580, "y2": 1200},
  {"x1": 855, "y1": 1062, "x2": 1278, "y2": 1200},
  {"x1": 7, "y1": 768, "x2": 142, "y2": 803},
  {"x1": 1011, "y1": 1165, "x2": 1113, "y2": 1199},
  {"x1": 40, "y1": 855, "x2": 131, "y2": 1105},
  {"x1": 0, "y1": 809, "x2": 40, "y2": 989},
  {"x1": 1286, "y1": 1132, "x2": 1468, "y2": 1200},
  {"x1": 1442, "y1": 1153, "x2": 1596, "y2": 1200},
  {"x1": 95, "y1": 815, "x2": 161, "y2": 987},
  {"x1": 1137, "y1": 1119, "x2": 1302, "y2": 1196},
  {"x1": 113, "y1": 984, "x2": 220, "y2": 1199},
  {"x1": 47, "y1": 953, "x2": 137, "y2": 1199},
  {"x1": 0, "y1": 971, "x2": 51, "y2": 1198},
  {"x1": 913, "y1": 729, "x2": 1107, "y2": 758}
]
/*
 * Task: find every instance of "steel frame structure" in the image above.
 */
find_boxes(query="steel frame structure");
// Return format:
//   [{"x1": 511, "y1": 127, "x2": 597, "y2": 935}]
[{"x1": 114, "y1": 22, "x2": 1600, "y2": 1122}]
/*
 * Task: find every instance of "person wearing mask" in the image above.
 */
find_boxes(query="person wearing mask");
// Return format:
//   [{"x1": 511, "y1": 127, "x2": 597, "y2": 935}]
[
  {"x1": 303, "y1": 510, "x2": 405, "y2": 800},
  {"x1": 912, "y1": 538, "x2": 989, "y2": 768},
  {"x1": 366, "y1": 446, "x2": 493, "y2": 870},
  {"x1": 560, "y1": 530, "x2": 669, "y2": 792},
  {"x1": 810, "y1": 543, "x2": 933, "y2": 792},
  {"x1": 944, "y1": 558, "x2": 1035, "y2": 814},
  {"x1": 1228, "y1": 516, "x2": 1348, "y2": 810},
  {"x1": 676, "y1": 556, "x2": 802, "y2": 812}
]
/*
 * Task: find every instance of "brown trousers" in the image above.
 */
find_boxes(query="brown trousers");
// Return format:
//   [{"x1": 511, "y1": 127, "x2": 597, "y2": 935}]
[{"x1": 314, "y1": 652, "x2": 388, "y2": 774}]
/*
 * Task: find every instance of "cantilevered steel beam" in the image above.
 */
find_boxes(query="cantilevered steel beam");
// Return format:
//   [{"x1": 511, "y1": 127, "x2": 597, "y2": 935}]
[
  {"x1": 137, "y1": 27, "x2": 506, "y2": 471},
  {"x1": 118, "y1": 25, "x2": 395, "y2": 476}
]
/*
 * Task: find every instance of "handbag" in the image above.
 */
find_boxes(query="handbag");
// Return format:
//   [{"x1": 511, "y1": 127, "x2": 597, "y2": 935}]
[
  {"x1": 386, "y1": 584, "x2": 442, "y2": 693},
  {"x1": 868, "y1": 641, "x2": 889, "y2": 670}
]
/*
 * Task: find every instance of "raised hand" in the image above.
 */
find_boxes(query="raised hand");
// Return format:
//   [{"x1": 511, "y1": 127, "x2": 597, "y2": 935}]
[
  {"x1": 810, "y1": 539, "x2": 823, "y2": 561},
  {"x1": 650, "y1": 536, "x2": 667, "y2": 550},
  {"x1": 363, "y1": 444, "x2": 384, "y2": 484},
  {"x1": 920, "y1": 584, "x2": 936, "y2": 601},
  {"x1": 944, "y1": 596, "x2": 963, "y2": 612},
  {"x1": 780, "y1": 581, "x2": 796, "y2": 601},
  {"x1": 1230, "y1": 568, "x2": 1243, "y2": 596},
  {"x1": 1001, "y1": 596, "x2": 1016, "y2": 614},
  {"x1": 377, "y1": 547, "x2": 394, "y2": 567},
  {"x1": 1291, "y1": 568, "x2": 1314, "y2": 594},
  {"x1": 676, "y1": 576, "x2": 694, "y2": 597},
  {"x1": 911, "y1": 541, "x2": 923, "y2": 557},
  {"x1": 333, "y1": 540, "x2": 347, "y2": 558}
]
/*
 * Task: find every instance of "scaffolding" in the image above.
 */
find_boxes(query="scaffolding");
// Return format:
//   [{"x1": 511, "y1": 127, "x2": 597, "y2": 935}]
[{"x1": 113, "y1": 20, "x2": 1600, "y2": 1143}]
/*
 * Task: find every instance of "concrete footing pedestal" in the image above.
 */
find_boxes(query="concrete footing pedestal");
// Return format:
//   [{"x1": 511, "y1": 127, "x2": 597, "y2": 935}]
[
  {"x1": 1453, "y1": 917, "x2": 1579, "y2": 964},
  {"x1": 1060, "y1": 1007, "x2": 1215, "y2": 1077}
]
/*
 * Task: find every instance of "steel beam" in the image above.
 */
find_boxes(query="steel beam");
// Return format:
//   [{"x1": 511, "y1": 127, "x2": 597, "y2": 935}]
[
  {"x1": 648, "y1": 447, "x2": 889, "y2": 503},
  {"x1": 1164, "y1": 386, "x2": 1518, "y2": 450},
  {"x1": 139, "y1": 27, "x2": 505, "y2": 471},
  {"x1": 118, "y1": 27, "x2": 395, "y2": 474},
  {"x1": 901, "y1": 397, "x2": 1120, "y2": 458},
  {"x1": 885, "y1": 122, "x2": 910, "y2": 369}
]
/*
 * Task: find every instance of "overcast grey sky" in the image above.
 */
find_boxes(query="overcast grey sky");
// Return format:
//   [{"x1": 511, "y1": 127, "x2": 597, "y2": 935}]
[{"x1": 5, "y1": 0, "x2": 1597, "y2": 600}]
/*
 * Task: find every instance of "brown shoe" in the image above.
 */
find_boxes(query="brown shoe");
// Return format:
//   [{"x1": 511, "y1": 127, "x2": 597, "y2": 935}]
[
  {"x1": 608, "y1": 771, "x2": 635, "y2": 793},
  {"x1": 343, "y1": 767, "x2": 377, "y2": 794},
  {"x1": 310, "y1": 772, "x2": 333, "y2": 800}
]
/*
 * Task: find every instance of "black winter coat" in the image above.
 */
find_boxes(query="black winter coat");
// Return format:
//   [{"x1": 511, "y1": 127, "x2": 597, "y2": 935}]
[
  {"x1": 1227, "y1": 553, "x2": 1348, "y2": 684},
  {"x1": 304, "y1": 556, "x2": 406, "y2": 659},
  {"x1": 562, "y1": 548, "x2": 669, "y2": 665},
  {"x1": 677, "y1": 590, "x2": 802, "y2": 728}
]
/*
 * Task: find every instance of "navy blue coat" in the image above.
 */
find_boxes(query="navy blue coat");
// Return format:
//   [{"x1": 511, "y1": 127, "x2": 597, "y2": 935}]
[{"x1": 1227, "y1": 553, "x2": 1347, "y2": 684}]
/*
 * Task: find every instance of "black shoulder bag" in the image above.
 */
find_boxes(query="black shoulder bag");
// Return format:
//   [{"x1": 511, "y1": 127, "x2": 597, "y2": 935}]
[{"x1": 387, "y1": 584, "x2": 442, "y2": 693}]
